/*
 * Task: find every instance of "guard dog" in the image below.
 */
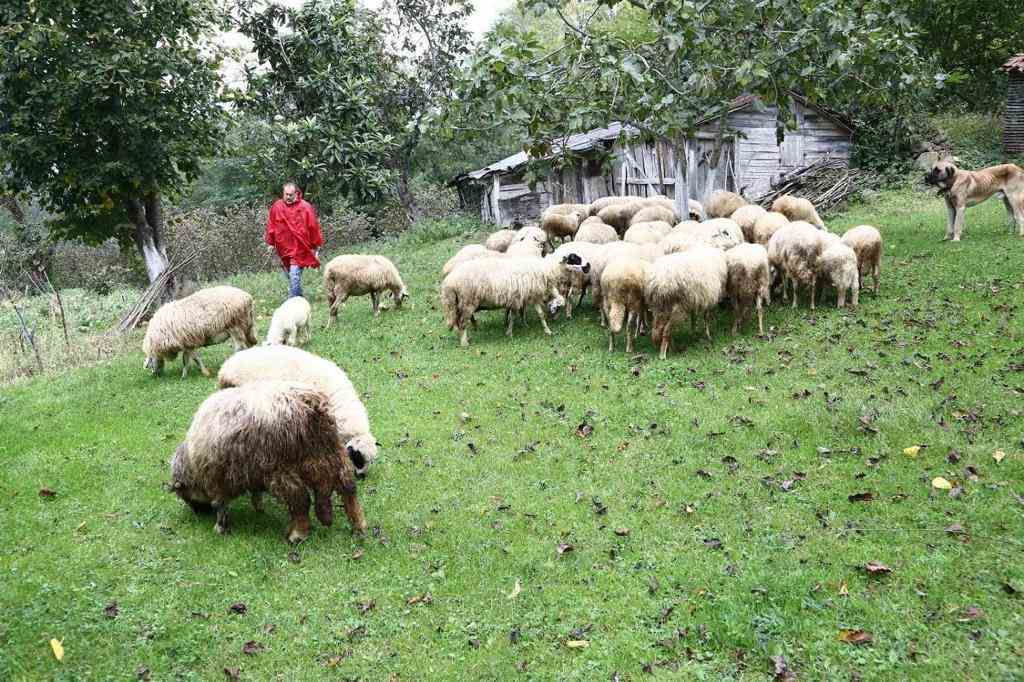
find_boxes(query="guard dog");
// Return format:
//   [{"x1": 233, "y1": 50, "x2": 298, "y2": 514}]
[{"x1": 925, "y1": 160, "x2": 1024, "y2": 241}]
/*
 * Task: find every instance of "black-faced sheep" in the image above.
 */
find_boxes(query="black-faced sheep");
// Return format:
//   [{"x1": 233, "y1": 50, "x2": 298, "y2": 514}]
[
  {"x1": 707, "y1": 190, "x2": 747, "y2": 218},
  {"x1": 725, "y1": 244, "x2": 770, "y2": 335},
  {"x1": 645, "y1": 247, "x2": 728, "y2": 359},
  {"x1": 772, "y1": 195, "x2": 825, "y2": 229},
  {"x1": 265, "y1": 296, "x2": 311, "y2": 346},
  {"x1": 142, "y1": 285, "x2": 258, "y2": 378},
  {"x1": 324, "y1": 254, "x2": 408, "y2": 324},
  {"x1": 841, "y1": 225, "x2": 882, "y2": 294},
  {"x1": 170, "y1": 381, "x2": 367, "y2": 543},
  {"x1": 552, "y1": 241, "x2": 603, "y2": 318}
]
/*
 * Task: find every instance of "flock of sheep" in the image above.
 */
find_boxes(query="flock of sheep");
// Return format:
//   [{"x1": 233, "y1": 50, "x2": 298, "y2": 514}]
[{"x1": 140, "y1": 189, "x2": 882, "y2": 542}]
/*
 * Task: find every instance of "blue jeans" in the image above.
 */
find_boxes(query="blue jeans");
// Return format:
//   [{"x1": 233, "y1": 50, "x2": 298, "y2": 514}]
[{"x1": 286, "y1": 265, "x2": 303, "y2": 298}]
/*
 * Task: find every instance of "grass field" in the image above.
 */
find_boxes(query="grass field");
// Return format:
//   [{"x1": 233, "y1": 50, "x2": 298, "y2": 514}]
[{"x1": 2, "y1": 187, "x2": 1023, "y2": 680}]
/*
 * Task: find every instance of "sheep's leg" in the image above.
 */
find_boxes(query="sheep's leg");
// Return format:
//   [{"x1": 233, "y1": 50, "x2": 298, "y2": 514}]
[
  {"x1": 704, "y1": 311, "x2": 712, "y2": 340},
  {"x1": 607, "y1": 327, "x2": 614, "y2": 352},
  {"x1": 577, "y1": 285, "x2": 587, "y2": 309},
  {"x1": 791, "y1": 280, "x2": 799, "y2": 309},
  {"x1": 193, "y1": 353, "x2": 211, "y2": 378},
  {"x1": 873, "y1": 263, "x2": 880, "y2": 295},
  {"x1": 810, "y1": 279, "x2": 817, "y2": 310},
  {"x1": 326, "y1": 293, "x2": 347, "y2": 329},
  {"x1": 392, "y1": 287, "x2": 404, "y2": 310},
  {"x1": 371, "y1": 292, "x2": 381, "y2": 317},
  {"x1": 180, "y1": 351, "x2": 192, "y2": 379},
  {"x1": 340, "y1": 486, "x2": 367, "y2": 535},
  {"x1": 732, "y1": 300, "x2": 741, "y2": 335},
  {"x1": 505, "y1": 308, "x2": 515, "y2": 336},
  {"x1": 250, "y1": 492, "x2": 264, "y2": 512},
  {"x1": 837, "y1": 287, "x2": 846, "y2": 308},
  {"x1": 213, "y1": 502, "x2": 231, "y2": 535},
  {"x1": 535, "y1": 304, "x2": 553, "y2": 335},
  {"x1": 659, "y1": 321, "x2": 672, "y2": 360},
  {"x1": 564, "y1": 289, "x2": 574, "y2": 319},
  {"x1": 313, "y1": 487, "x2": 334, "y2": 527},
  {"x1": 625, "y1": 312, "x2": 635, "y2": 353}
]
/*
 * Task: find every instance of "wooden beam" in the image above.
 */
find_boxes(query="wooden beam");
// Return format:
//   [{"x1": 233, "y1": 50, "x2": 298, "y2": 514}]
[{"x1": 491, "y1": 174, "x2": 502, "y2": 225}]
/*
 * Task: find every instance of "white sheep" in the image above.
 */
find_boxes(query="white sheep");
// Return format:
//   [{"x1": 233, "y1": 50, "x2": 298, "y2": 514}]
[
  {"x1": 484, "y1": 229, "x2": 518, "y2": 253},
  {"x1": 725, "y1": 244, "x2": 770, "y2": 335},
  {"x1": 601, "y1": 257, "x2": 651, "y2": 353},
  {"x1": 142, "y1": 285, "x2": 257, "y2": 378},
  {"x1": 587, "y1": 241, "x2": 664, "y2": 326},
  {"x1": 552, "y1": 241, "x2": 603, "y2": 318},
  {"x1": 817, "y1": 242, "x2": 860, "y2": 308},
  {"x1": 265, "y1": 296, "x2": 311, "y2": 346},
  {"x1": 505, "y1": 234, "x2": 546, "y2": 258},
  {"x1": 323, "y1": 254, "x2": 408, "y2": 324},
  {"x1": 440, "y1": 253, "x2": 590, "y2": 346},
  {"x1": 730, "y1": 204, "x2": 768, "y2": 242},
  {"x1": 767, "y1": 221, "x2": 825, "y2": 309},
  {"x1": 684, "y1": 199, "x2": 705, "y2": 221},
  {"x1": 672, "y1": 218, "x2": 745, "y2": 250},
  {"x1": 660, "y1": 230, "x2": 705, "y2": 255},
  {"x1": 442, "y1": 244, "x2": 500, "y2": 277},
  {"x1": 597, "y1": 202, "x2": 643, "y2": 233},
  {"x1": 623, "y1": 222, "x2": 666, "y2": 245},
  {"x1": 630, "y1": 205, "x2": 678, "y2": 227},
  {"x1": 218, "y1": 345, "x2": 379, "y2": 478},
  {"x1": 540, "y1": 210, "x2": 585, "y2": 245},
  {"x1": 841, "y1": 225, "x2": 882, "y2": 294},
  {"x1": 574, "y1": 218, "x2": 619, "y2": 244},
  {"x1": 707, "y1": 190, "x2": 747, "y2": 218},
  {"x1": 772, "y1": 195, "x2": 825, "y2": 229},
  {"x1": 645, "y1": 247, "x2": 728, "y2": 359},
  {"x1": 750, "y1": 211, "x2": 789, "y2": 246},
  {"x1": 544, "y1": 202, "x2": 590, "y2": 218},
  {"x1": 589, "y1": 196, "x2": 633, "y2": 216}
]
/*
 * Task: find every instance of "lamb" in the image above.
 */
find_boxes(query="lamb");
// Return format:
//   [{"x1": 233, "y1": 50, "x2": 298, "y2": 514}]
[
  {"x1": 772, "y1": 195, "x2": 825, "y2": 229},
  {"x1": 817, "y1": 242, "x2": 860, "y2": 308},
  {"x1": 170, "y1": 381, "x2": 366, "y2": 543},
  {"x1": 623, "y1": 222, "x2": 666, "y2": 245},
  {"x1": 645, "y1": 247, "x2": 728, "y2": 359},
  {"x1": 589, "y1": 196, "x2": 633, "y2": 216},
  {"x1": 142, "y1": 285, "x2": 257, "y2": 378},
  {"x1": 574, "y1": 218, "x2": 619, "y2": 244},
  {"x1": 265, "y1": 296, "x2": 312, "y2": 346},
  {"x1": 218, "y1": 345, "x2": 379, "y2": 478},
  {"x1": 601, "y1": 257, "x2": 651, "y2": 353},
  {"x1": 552, "y1": 241, "x2": 603, "y2": 317},
  {"x1": 725, "y1": 244, "x2": 771, "y2": 335},
  {"x1": 630, "y1": 205, "x2": 678, "y2": 227},
  {"x1": 750, "y1": 211, "x2": 789, "y2": 246},
  {"x1": 540, "y1": 210, "x2": 585, "y2": 245},
  {"x1": 323, "y1": 254, "x2": 408, "y2": 324},
  {"x1": 707, "y1": 190, "x2": 747, "y2": 218},
  {"x1": 440, "y1": 254, "x2": 590, "y2": 346},
  {"x1": 730, "y1": 204, "x2": 768, "y2": 242},
  {"x1": 484, "y1": 229, "x2": 518, "y2": 253},
  {"x1": 767, "y1": 221, "x2": 825, "y2": 309},
  {"x1": 597, "y1": 202, "x2": 643, "y2": 233},
  {"x1": 841, "y1": 225, "x2": 882, "y2": 294}
]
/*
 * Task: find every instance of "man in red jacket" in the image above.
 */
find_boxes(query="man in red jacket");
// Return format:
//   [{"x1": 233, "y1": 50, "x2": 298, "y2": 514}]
[{"x1": 265, "y1": 181, "x2": 324, "y2": 298}]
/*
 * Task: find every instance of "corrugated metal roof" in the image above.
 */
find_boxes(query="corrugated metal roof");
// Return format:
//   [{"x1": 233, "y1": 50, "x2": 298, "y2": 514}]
[{"x1": 1002, "y1": 54, "x2": 1024, "y2": 74}]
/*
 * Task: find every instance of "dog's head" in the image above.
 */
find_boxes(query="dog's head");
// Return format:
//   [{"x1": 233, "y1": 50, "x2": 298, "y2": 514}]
[{"x1": 925, "y1": 160, "x2": 957, "y2": 189}]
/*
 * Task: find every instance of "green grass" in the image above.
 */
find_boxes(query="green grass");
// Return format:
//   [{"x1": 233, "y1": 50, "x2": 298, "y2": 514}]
[{"x1": 2, "y1": 187, "x2": 1023, "y2": 680}]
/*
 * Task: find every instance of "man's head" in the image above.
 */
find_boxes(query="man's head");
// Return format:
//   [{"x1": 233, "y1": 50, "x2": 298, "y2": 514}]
[{"x1": 282, "y1": 182, "x2": 299, "y2": 205}]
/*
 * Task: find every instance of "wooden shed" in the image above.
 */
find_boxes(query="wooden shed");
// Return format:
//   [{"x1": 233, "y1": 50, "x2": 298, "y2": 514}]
[
  {"x1": 1002, "y1": 54, "x2": 1024, "y2": 155},
  {"x1": 452, "y1": 94, "x2": 853, "y2": 226}
]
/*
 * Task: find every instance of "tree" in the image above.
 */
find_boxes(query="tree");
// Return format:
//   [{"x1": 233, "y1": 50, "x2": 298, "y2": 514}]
[
  {"x1": 238, "y1": 0, "x2": 473, "y2": 222},
  {"x1": 0, "y1": 0, "x2": 228, "y2": 287},
  {"x1": 452, "y1": 0, "x2": 938, "y2": 217}
]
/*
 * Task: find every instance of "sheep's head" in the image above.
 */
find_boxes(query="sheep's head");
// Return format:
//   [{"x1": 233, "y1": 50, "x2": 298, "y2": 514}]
[
  {"x1": 144, "y1": 355, "x2": 164, "y2": 376},
  {"x1": 560, "y1": 252, "x2": 591, "y2": 275},
  {"x1": 346, "y1": 434, "x2": 378, "y2": 478},
  {"x1": 925, "y1": 161, "x2": 957, "y2": 189},
  {"x1": 547, "y1": 290, "x2": 566, "y2": 316},
  {"x1": 169, "y1": 443, "x2": 212, "y2": 513}
]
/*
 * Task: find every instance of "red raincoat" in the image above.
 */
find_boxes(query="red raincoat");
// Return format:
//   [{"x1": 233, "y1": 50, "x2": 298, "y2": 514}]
[{"x1": 265, "y1": 190, "x2": 324, "y2": 269}]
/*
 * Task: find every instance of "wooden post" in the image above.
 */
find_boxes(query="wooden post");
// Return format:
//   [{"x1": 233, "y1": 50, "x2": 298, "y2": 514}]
[
  {"x1": 655, "y1": 141, "x2": 666, "y2": 196},
  {"x1": 620, "y1": 153, "x2": 628, "y2": 196},
  {"x1": 491, "y1": 174, "x2": 502, "y2": 225},
  {"x1": 673, "y1": 135, "x2": 690, "y2": 221}
]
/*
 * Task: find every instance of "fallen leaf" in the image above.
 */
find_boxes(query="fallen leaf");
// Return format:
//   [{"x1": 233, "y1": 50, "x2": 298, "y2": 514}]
[
  {"x1": 357, "y1": 600, "x2": 375, "y2": 614},
  {"x1": 406, "y1": 592, "x2": 433, "y2": 606},
  {"x1": 945, "y1": 522, "x2": 965, "y2": 535},
  {"x1": 931, "y1": 477, "x2": 953, "y2": 490},
  {"x1": 223, "y1": 667, "x2": 240, "y2": 680},
  {"x1": 468, "y1": 638, "x2": 480, "y2": 649},
  {"x1": 614, "y1": 527, "x2": 630, "y2": 537},
  {"x1": 959, "y1": 606, "x2": 984, "y2": 621},
  {"x1": 242, "y1": 640, "x2": 264, "y2": 656},
  {"x1": 576, "y1": 423, "x2": 593, "y2": 438},
  {"x1": 864, "y1": 561, "x2": 892, "y2": 575},
  {"x1": 771, "y1": 654, "x2": 795, "y2": 681},
  {"x1": 556, "y1": 543, "x2": 574, "y2": 556},
  {"x1": 838, "y1": 582, "x2": 849, "y2": 596},
  {"x1": 703, "y1": 538, "x2": 723, "y2": 550},
  {"x1": 903, "y1": 446, "x2": 921, "y2": 457},
  {"x1": 509, "y1": 627, "x2": 521, "y2": 645},
  {"x1": 103, "y1": 602, "x2": 119, "y2": 618},
  {"x1": 351, "y1": 549, "x2": 364, "y2": 561},
  {"x1": 566, "y1": 640, "x2": 590, "y2": 649},
  {"x1": 947, "y1": 449, "x2": 962, "y2": 463},
  {"x1": 508, "y1": 579, "x2": 521, "y2": 600},
  {"x1": 39, "y1": 488, "x2": 57, "y2": 498},
  {"x1": 50, "y1": 638, "x2": 64, "y2": 661},
  {"x1": 262, "y1": 623, "x2": 276, "y2": 635},
  {"x1": 136, "y1": 665, "x2": 151, "y2": 681},
  {"x1": 993, "y1": 450, "x2": 1006, "y2": 463},
  {"x1": 837, "y1": 629, "x2": 873, "y2": 645},
  {"x1": 228, "y1": 602, "x2": 247, "y2": 615},
  {"x1": 848, "y1": 491, "x2": 874, "y2": 503},
  {"x1": 1002, "y1": 581, "x2": 1019, "y2": 596},
  {"x1": 648, "y1": 575, "x2": 660, "y2": 595}
]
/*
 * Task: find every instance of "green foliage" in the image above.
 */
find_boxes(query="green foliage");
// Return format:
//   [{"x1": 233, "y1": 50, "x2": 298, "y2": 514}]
[
  {"x1": 0, "y1": 0, "x2": 228, "y2": 244},
  {"x1": 932, "y1": 113, "x2": 1007, "y2": 168}
]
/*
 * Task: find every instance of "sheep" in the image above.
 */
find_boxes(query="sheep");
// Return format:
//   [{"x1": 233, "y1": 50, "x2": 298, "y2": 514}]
[
  {"x1": 707, "y1": 190, "x2": 747, "y2": 218},
  {"x1": 623, "y1": 222, "x2": 666, "y2": 245},
  {"x1": 540, "y1": 210, "x2": 585, "y2": 245},
  {"x1": 750, "y1": 212, "x2": 789, "y2": 246},
  {"x1": 170, "y1": 381, "x2": 367, "y2": 543},
  {"x1": 574, "y1": 218, "x2": 619, "y2": 244},
  {"x1": 265, "y1": 296, "x2": 312, "y2": 347},
  {"x1": 730, "y1": 204, "x2": 768, "y2": 242},
  {"x1": 484, "y1": 229, "x2": 518, "y2": 253},
  {"x1": 660, "y1": 230, "x2": 705, "y2": 255},
  {"x1": 544, "y1": 203, "x2": 590, "y2": 219},
  {"x1": 597, "y1": 202, "x2": 643, "y2": 233},
  {"x1": 589, "y1": 196, "x2": 633, "y2": 216},
  {"x1": 725, "y1": 244, "x2": 770, "y2": 335},
  {"x1": 630, "y1": 205, "x2": 678, "y2": 227},
  {"x1": 767, "y1": 221, "x2": 825, "y2": 309},
  {"x1": 588, "y1": 241, "x2": 664, "y2": 326},
  {"x1": 442, "y1": 244, "x2": 499, "y2": 277},
  {"x1": 645, "y1": 247, "x2": 728, "y2": 359},
  {"x1": 512, "y1": 225, "x2": 550, "y2": 255},
  {"x1": 772, "y1": 195, "x2": 825, "y2": 229},
  {"x1": 324, "y1": 254, "x2": 408, "y2": 324},
  {"x1": 552, "y1": 241, "x2": 603, "y2": 318},
  {"x1": 672, "y1": 218, "x2": 745, "y2": 250},
  {"x1": 817, "y1": 242, "x2": 860, "y2": 308},
  {"x1": 601, "y1": 257, "x2": 651, "y2": 353},
  {"x1": 218, "y1": 345, "x2": 379, "y2": 478},
  {"x1": 440, "y1": 254, "x2": 590, "y2": 346},
  {"x1": 685, "y1": 199, "x2": 705, "y2": 221},
  {"x1": 142, "y1": 285, "x2": 257, "y2": 378},
  {"x1": 841, "y1": 225, "x2": 882, "y2": 295},
  {"x1": 506, "y1": 234, "x2": 546, "y2": 258}
]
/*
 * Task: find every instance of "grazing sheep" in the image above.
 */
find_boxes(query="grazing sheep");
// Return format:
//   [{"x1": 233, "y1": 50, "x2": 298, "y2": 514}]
[
  {"x1": 601, "y1": 257, "x2": 651, "y2": 353},
  {"x1": 673, "y1": 218, "x2": 745, "y2": 250},
  {"x1": 324, "y1": 254, "x2": 408, "y2": 324},
  {"x1": 484, "y1": 229, "x2": 518, "y2": 253},
  {"x1": 442, "y1": 245, "x2": 500, "y2": 278},
  {"x1": 586, "y1": 241, "x2": 665, "y2": 326},
  {"x1": 841, "y1": 225, "x2": 882, "y2": 294},
  {"x1": 544, "y1": 203, "x2": 590, "y2": 218},
  {"x1": 597, "y1": 202, "x2": 643, "y2": 233},
  {"x1": 817, "y1": 242, "x2": 860, "y2": 308},
  {"x1": 170, "y1": 381, "x2": 367, "y2": 543},
  {"x1": 730, "y1": 204, "x2": 768, "y2": 242},
  {"x1": 143, "y1": 285, "x2": 257, "y2": 378},
  {"x1": 552, "y1": 241, "x2": 603, "y2": 318},
  {"x1": 750, "y1": 211, "x2": 789, "y2": 246},
  {"x1": 574, "y1": 218, "x2": 619, "y2": 244},
  {"x1": 265, "y1": 296, "x2": 312, "y2": 347},
  {"x1": 512, "y1": 225, "x2": 549, "y2": 255},
  {"x1": 772, "y1": 195, "x2": 825, "y2": 229},
  {"x1": 630, "y1": 205, "x2": 678, "y2": 227},
  {"x1": 767, "y1": 221, "x2": 825, "y2": 309},
  {"x1": 218, "y1": 346, "x2": 379, "y2": 478},
  {"x1": 707, "y1": 190, "x2": 747, "y2": 218},
  {"x1": 506, "y1": 235, "x2": 546, "y2": 258},
  {"x1": 541, "y1": 210, "x2": 585, "y2": 245},
  {"x1": 441, "y1": 254, "x2": 590, "y2": 346},
  {"x1": 645, "y1": 247, "x2": 728, "y2": 359},
  {"x1": 589, "y1": 196, "x2": 633, "y2": 216},
  {"x1": 725, "y1": 244, "x2": 770, "y2": 335},
  {"x1": 660, "y1": 230, "x2": 704, "y2": 255},
  {"x1": 684, "y1": 199, "x2": 705, "y2": 221},
  {"x1": 623, "y1": 222, "x2": 666, "y2": 245}
]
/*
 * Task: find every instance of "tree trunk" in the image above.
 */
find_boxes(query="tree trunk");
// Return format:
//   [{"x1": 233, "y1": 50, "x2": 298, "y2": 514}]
[
  {"x1": 395, "y1": 159, "x2": 425, "y2": 225},
  {"x1": 1, "y1": 195, "x2": 25, "y2": 223},
  {"x1": 128, "y1": 191, "x2": 174, "y2": 297}
]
